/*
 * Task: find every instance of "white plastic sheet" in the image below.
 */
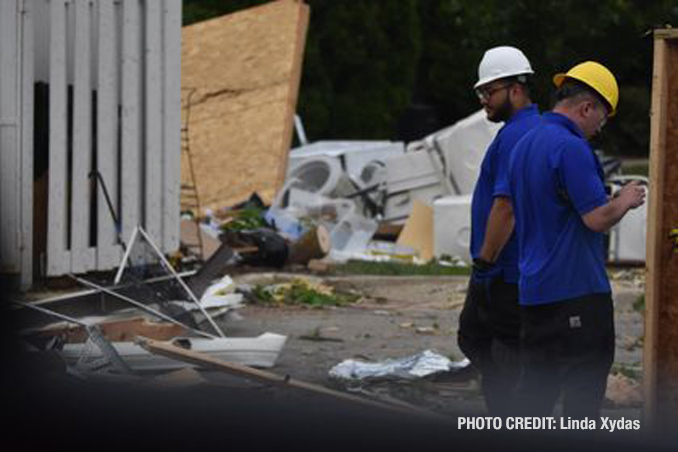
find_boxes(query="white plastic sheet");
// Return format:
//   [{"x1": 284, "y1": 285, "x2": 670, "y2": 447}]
[{"x1": 329, "y1": 350, "x2": 469, "y2": 382}]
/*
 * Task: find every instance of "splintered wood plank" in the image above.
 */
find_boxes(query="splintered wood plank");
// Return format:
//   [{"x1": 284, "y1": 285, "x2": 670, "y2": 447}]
[
  {"x1": 645, "y1": 28, "x2": 678, "y2": 430},
  {"x1": 180, "y1": 0, "x2": 309, "y2": 212},
  {"x1": 137, "y1": 336, "x2": 443, "y2": 419}
]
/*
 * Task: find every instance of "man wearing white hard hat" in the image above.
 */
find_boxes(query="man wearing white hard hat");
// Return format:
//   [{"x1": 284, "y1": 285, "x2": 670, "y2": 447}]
[{"x1": 457, "y1": 46, "x2": 540, "y2": 416}]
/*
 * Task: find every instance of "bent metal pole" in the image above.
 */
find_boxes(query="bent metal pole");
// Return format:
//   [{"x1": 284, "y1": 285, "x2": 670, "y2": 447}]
[
  {"x1": 135, "y1": 225, "x2": 226, "y2": 338},
  {"x1": 69, "y1": 275, "x2": 217, "y2": 339}
]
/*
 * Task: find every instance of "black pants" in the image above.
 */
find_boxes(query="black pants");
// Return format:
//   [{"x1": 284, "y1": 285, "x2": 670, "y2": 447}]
[
  {"x1": 457, "y1": 274, "x2": 521, "y2": 416},
  {"x1": 517, "y1": 293, "x2": 615, "y2": 419}
]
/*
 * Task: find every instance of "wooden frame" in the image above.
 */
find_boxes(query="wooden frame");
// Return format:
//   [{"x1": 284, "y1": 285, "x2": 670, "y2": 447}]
[{"x1": 644, "y1": 28, "x2": 678, "y2": 430}]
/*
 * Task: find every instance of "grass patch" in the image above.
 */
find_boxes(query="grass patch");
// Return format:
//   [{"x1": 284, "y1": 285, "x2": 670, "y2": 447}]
[
  {"x1": 621, "y1": 162, "x2": 649, "y2": 177},
  {"x1": 633, "y1": 294, "x2": 645, "y2": 312},
  {"x1": 334, "y1": 259, "x2": 471, "y2": 276},
  {"x1": 610, "y1": 362, "x2": 642, "y2": 381},
  {"x1": 251, "y1": 278, "x2": 359, "y2": 308}
]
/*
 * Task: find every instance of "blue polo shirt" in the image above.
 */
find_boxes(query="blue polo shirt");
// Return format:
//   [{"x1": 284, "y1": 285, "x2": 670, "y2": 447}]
[
  {"x1": 470, "y1": 104, "x2": 541, "y2": 283},
  {"x1": 508, "y1": 112, "x2": 611, "y2": 305}
]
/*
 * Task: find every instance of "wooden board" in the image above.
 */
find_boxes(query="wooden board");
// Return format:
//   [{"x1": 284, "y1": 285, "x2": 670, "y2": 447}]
[
  {"x1": 397, "y1": 200, "x2": 434, "y2": 261},
  {"x1": 137, "y1": 336, "x2": 443, "y2": 419},
  {"x1": 181, "y1": 0, "x2": 309, "y2": 212},
  {"x1": 644, "y1": 28, "x2": 678, "y2": 429},
  {"x1": 31, "y1": 317, "x2": 186, "y2": 344}
]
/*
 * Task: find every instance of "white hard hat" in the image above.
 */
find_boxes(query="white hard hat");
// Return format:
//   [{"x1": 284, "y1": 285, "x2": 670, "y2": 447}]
[{"x1": 474, "y1": 46, "x2": 534, "y2": 89}]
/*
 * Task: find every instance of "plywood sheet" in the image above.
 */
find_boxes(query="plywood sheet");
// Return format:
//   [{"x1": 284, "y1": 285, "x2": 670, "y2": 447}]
[{"x1": 181, "y1": 0, "x2": 309, "y2": 212}]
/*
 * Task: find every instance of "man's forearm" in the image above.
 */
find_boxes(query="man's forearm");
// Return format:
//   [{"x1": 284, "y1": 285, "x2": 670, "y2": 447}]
[
  {"x1": 582, "y1": 197, "x2": 630, "y2": 233},
  {"x1": 478, "y1": 197, "x2": 514, "y2": 262}
]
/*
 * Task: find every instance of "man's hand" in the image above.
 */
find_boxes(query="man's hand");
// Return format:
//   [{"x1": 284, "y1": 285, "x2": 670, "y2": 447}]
[
  {"x1": 582, "y1": 181, "x2": 646, "y2": 233},
  {"x1": 616, "y1": 180, "x2": 646, "y2": 210}
]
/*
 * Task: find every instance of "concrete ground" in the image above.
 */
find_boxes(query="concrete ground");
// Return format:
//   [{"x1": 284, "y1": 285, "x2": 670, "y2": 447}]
[{"x1": 215, "y1": 271, "x2": 646, "y2": 418}]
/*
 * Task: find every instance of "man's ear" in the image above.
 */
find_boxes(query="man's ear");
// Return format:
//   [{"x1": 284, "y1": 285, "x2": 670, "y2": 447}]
[{"x1": 579, "y1": 100, "x2": 593, "y2": 118}]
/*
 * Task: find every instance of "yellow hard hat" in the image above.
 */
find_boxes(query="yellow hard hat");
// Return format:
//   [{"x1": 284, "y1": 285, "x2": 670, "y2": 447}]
[{"x1": 553, "y1": 61, "x2": 619, "y2": 116}]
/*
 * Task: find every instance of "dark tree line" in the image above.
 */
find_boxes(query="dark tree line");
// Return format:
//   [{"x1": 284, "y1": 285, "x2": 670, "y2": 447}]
[{"x1": 184, "y1": 0, "x2": 678, "y2": 157}]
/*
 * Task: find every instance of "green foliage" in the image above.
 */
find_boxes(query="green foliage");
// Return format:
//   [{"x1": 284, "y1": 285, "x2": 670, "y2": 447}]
[
  {"x1": 633, "y1": 294, "x2": 645, "y2": 312},
  {"x1": 251, "y1": 279, "x2": 359, "y2": 307},
  {"x1": 610, "y1": 362, "x2": 642, "y2": 380},
  {"x1": 220, "y1": 207, "x2": 267, "y2": 231},
  {"x1": 183, "y1": 0, "x2": 678, "y2": 157}
]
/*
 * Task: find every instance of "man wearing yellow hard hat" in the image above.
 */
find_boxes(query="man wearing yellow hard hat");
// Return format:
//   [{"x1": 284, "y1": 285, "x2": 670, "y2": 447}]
[{"x1": 507, "y1": 61, "x2": 646, "y2": 418}]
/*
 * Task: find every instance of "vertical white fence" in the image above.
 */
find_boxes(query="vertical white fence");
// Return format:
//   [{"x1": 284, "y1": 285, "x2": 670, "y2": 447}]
[
  {"x1": 0, "y1": 0, "x2": 32, "y2": 282},
  {"x1": 0, "y1": 0, "x2": 182, "y2": 287}
]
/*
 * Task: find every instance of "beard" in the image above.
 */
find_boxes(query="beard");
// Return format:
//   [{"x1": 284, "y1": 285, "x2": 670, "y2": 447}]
[{"x1": 487, "y1": 96, "x2": 514, "y2": 123}]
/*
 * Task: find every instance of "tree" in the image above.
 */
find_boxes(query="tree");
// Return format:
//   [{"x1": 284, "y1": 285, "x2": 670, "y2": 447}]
[{"x1": 183, "y1": 0, "x2": 678, "y2": 156}]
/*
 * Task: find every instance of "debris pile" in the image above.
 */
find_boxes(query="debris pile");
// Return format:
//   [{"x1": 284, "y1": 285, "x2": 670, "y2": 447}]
[
  {"x1": 248, "y1": 277, "x2": 360, "y2": 308},
  {"x1": 14, "y1": 225, "x2": 288, "y2": 384}
]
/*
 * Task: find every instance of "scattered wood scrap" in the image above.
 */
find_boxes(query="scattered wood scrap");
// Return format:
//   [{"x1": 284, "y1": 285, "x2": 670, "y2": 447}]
[
  {"x1": 33, "y1": 317, "x2": 187, "y2": 344},
  {"x1": 136, "y1": 336, "x2": 446, "y2": 420}
]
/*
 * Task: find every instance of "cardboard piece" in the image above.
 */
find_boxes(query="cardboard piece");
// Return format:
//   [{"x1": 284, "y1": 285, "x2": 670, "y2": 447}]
[
  {"x1": 181, "y1": 0, "x2": 310, "y2": 212},
  {"x1": 396, "y1": 200, "x2": 434, "y2": 261},
  {"x1": 180, "y1": 219, "x2": 221, "y2": 260}
]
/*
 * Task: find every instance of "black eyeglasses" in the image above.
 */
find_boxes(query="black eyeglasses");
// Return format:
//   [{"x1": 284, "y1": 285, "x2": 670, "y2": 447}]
[{"x1": 475, "y1": 83, "x2": 512, "y2": 101}]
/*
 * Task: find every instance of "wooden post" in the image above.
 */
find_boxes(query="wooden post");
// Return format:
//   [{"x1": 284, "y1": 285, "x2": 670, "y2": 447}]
[{"x1": 644, "y1": 28, "x2": 678, "y2": 431}]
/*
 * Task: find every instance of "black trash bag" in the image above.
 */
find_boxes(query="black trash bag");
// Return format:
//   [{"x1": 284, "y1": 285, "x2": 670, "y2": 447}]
[{"x1": 234, "y1": 228, "x2": 289, "y2": 268}]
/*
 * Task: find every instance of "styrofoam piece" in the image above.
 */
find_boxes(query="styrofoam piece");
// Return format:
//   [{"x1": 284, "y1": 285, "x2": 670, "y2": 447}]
[
  {"x1": 62, "y1": 333, "x2": 287, "y2": 371},
  {"x1": 343, "y1": 143, "x2": 404, "y2": 180},
  {"x1": 612, "y1": 202, "x2": 646, "y2": 261},
  {"x1": 329, "y1": 212, "x2": 378, "y2": 254},
  {"x1": 285, "y1": 156, "x2": 344, "y2": 196},
  {"x1": 288, "y1": 140, "x2": 405, "y2": 184},
  {"x1": 384, "y1": 151, "x2": 444, "y2": 194},
  {"x1": 357, "y1": 160, "x2": 388, "y2": 188},
  {"x1": 607, "y1": 176, "x2": 648, "y2": 262},
  {"x1": 433, "y1": 195, "x2": 473, "y2": 263},
  {"x1": 383, "y1": 185, "x2": 450, "y2": 224},
  {"x1": 418, "y1": 109, "x2": 501, "y2": 195},
  {"x1": 287, "y1": 188, "x2": 355, "y2": 220}
]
